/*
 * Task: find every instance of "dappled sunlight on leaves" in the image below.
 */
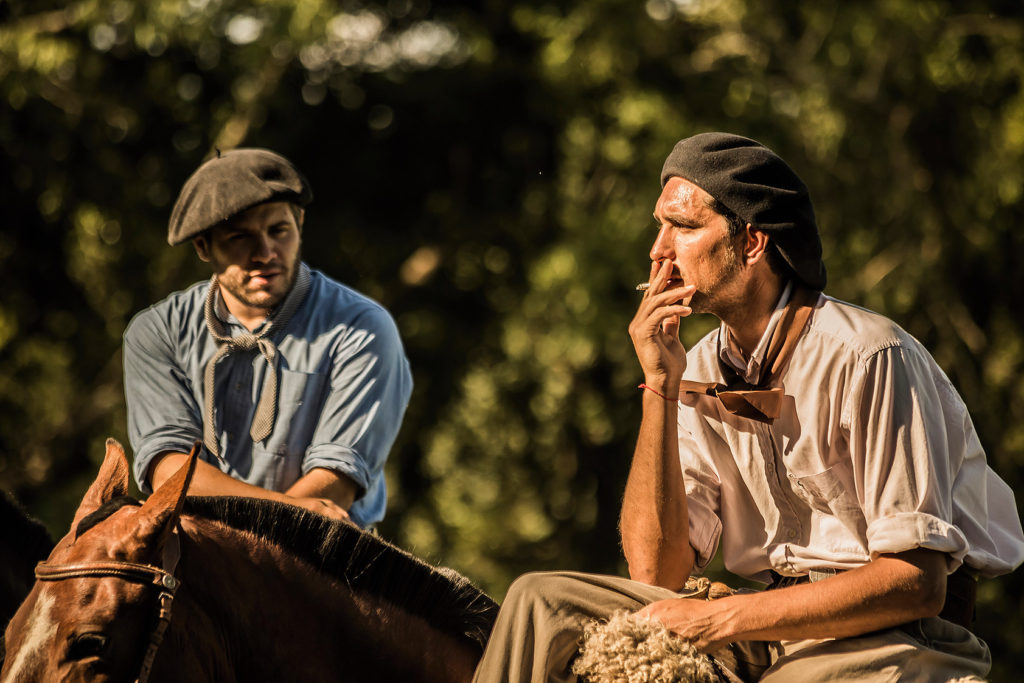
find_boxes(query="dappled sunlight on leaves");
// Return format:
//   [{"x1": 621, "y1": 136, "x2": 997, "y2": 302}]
[{"x1": 2, "y1": 0, "x2": 1023, "y2": 675}]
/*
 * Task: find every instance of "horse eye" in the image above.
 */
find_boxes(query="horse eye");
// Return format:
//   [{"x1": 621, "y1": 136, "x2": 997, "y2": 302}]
[{"x1": 68, "y1": 632, "x2": 109, "y2": 660}]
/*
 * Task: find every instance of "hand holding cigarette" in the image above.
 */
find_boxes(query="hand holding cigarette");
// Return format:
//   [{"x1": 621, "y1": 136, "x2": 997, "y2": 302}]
[{"x1": 628, "y1": 260, "x2": 692, "y2": 386}]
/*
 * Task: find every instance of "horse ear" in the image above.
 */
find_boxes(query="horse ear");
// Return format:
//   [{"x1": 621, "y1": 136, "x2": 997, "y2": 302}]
[
  {"x1": 71, "y1": 438, "x2": 131, "y2": 532},
  {"x1": 133, "y1": 442, "x2": 200, "y2": 548}
]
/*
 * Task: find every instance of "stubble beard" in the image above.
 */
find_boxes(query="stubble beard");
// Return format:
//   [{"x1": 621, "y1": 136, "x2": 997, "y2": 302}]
[
  {"x1": 221, "y1": 256, "x2": 300, "y2": 312},
  {"x1": 688, "y1": 239, "x2": 744, "y2": 317}
]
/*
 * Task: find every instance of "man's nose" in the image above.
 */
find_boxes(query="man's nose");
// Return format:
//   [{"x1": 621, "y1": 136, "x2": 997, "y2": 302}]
[
  {"x1": 649, "y1": 225, "x2": 672, "y2": 262},
  {"x1": 252, "y1": 233, "x2": 274, "y2": 262}
]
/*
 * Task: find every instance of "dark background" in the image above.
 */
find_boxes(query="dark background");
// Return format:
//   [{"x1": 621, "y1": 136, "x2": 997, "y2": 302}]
[{"x1": 2, "y1": 0, "x2": 1022, "y2": 677}]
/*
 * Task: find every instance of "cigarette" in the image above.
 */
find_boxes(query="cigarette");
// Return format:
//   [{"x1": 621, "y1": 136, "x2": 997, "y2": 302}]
[{"x1": 635, "y1": 282, "x2": 650, "y2": 291}]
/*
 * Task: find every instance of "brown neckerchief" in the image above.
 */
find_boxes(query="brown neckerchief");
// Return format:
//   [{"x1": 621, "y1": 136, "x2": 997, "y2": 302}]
[
  {"x1": 678, "y1": 285, "x2": 819, "y2": 423},
  {"x1": 202, "y1": 263, "x2": 311, "y2": 460}
]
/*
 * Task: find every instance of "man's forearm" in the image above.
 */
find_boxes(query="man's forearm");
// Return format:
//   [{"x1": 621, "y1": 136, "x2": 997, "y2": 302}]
[
  {"x1": 642, "y1": 548, "x2": 949, "y2": 651},
  {"x1": 149, "y1": 452, "x2": 357, "y2": 523},
  {"x1": 620, "y1": 386, "x2": 694, "y2": 590},
  {"x1": 285, "y1": 467, "x2": 358, "y2": 510},
  {"x1": 149, "y1": 451, "x2": 298, "y2": 504}
]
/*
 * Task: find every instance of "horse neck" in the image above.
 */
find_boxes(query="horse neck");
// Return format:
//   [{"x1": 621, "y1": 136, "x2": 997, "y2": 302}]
[
  {"x1": 0, "y1": 494, "x2": 52, "y2": 633},
  {"x1": 160, "y1": 517, "x2": 480, "y2": 683},
  {"x1": 0, "y1": 563, "x2": 34, "y2": 629}
]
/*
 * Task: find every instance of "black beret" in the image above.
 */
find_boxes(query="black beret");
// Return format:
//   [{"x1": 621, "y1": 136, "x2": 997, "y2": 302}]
[
  {"x1": 168, "y1": 148, "x2": 313, "y2": 245},
  {"x1": 660, "y1": 132, "x2": 826, "y2": 291}
]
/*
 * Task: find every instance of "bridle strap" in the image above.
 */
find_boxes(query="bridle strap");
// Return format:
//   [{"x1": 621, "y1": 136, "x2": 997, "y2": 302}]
[
  {"x1": 35, "y1": 527, "x2": 182, "y2": 683},
  {"x1": 137, "y1": 591, "x2": 174, "y2": 683},
  {"x1": 35, "y1": 561, "x2": 178, "y2": 587},
  {"x1": 137, "y1": 526, "x2": 180, "y2": 683}
]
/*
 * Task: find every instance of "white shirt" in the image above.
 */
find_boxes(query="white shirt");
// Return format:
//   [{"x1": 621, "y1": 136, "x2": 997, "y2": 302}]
[{"x1": 678, "y1": 291, "x2": 1024, "y2": 582}]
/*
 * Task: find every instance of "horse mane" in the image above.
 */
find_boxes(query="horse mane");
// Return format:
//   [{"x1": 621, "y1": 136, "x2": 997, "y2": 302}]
[
  {"x1": 0, "y1": 490, "x2": 54, "y2": 561},
  {"x1": 182, "y1": 496, "x2": 499, "y2": 650},
  {"x1": 1, "y1": 490, "x2": 56, "y2": 665}
]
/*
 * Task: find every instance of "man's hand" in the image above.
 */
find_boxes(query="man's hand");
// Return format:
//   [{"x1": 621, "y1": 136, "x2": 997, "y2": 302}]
[
  {"x1": 628, "y1": 260, "x2": 696, "y2": 391},
  {"x1": 289, "y1": 495, "x2": 352, "y2": 523},
  {"x1": 285, "y1": 467, "x2": 358, "y2": 521},
  {"x1": 637, "y1": 597, "x2": 727, "y2": 652}
]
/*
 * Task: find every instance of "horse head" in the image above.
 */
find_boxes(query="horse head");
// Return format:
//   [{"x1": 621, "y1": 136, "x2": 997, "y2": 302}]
[
  {"x1": 1, "y1": 439, "x2": 198, "y2": 683},
  {"x1": 5, "y1": 439, "x2": 497, "y2": 683}
]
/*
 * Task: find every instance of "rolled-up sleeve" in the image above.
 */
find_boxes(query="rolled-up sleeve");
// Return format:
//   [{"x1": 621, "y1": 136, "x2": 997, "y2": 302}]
[
  {"x1": 847, "y1": 344, "x2": 971, "y2": 571},
  {"x1": 303, "y1": 306, "x2": 412, "y2": 525},
  {"x1": 123, "y1": 309, "x2": 204, "y2": 493}
]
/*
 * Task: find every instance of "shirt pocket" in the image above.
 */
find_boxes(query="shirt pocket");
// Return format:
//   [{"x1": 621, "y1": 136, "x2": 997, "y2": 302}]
[
  {"x1": 277, "y1": 368, "x2": 321, "y2": 407},
  {"x1": 789, "y1": 466, "x2": 861, "y2": 517},
  {"x1": 276, "y1": 368, "x2": 328, "y2": 432}
]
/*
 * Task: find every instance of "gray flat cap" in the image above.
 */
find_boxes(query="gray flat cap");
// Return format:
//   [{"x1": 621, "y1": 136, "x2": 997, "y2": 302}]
[
  {"x1": 168, "y1": 148, "x2": 313, "y2": 245},
  {"x1": 661, "y1": 132, "x2": 826, "y2": 291}
]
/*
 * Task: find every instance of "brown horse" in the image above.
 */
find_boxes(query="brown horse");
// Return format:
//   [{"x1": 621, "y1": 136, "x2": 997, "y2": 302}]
[{"x1": 2, "y1": 439, "x2": 497, "y2": 682}]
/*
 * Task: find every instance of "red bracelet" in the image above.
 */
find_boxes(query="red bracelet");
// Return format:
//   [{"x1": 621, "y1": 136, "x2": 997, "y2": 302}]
[{"x1": 638, "y1": 383, "x2": 675, "y2": 401}]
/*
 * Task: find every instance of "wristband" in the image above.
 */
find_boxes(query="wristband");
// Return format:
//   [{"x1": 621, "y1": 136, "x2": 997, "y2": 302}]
[{"x1": 638, "y1": 383, "x2": 675, "y2": 401}]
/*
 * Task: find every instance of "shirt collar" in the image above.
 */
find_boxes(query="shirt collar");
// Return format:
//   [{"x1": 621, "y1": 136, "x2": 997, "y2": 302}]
[{"x1": 718, "y1": 280, "x2": 794, "y2": 384}]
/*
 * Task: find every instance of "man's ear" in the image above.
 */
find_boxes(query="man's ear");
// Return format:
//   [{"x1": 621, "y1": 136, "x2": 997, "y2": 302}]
[
  {"x1": 193, "y1": 234, "x2": 211, "y2": 262},
  {"x1": 742, "y1": 224, "x2": 772, "y2": 266}
]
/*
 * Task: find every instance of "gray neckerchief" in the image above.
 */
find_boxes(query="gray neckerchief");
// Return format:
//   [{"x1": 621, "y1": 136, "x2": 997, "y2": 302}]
[{"x1": 202, "y1": 263, "x2": 311, "y2": 460}]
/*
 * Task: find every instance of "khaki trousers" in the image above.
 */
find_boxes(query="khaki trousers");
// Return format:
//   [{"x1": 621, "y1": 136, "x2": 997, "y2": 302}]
[{"x1": 471, "y1": 571, "x2": 992, "y2": 683}]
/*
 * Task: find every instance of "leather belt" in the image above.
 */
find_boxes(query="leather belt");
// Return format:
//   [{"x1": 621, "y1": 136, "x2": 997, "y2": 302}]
[
  {"x1": 938, "y1": 565, "x2": 977, "y2": 630},
  {"x1": 767, "y1": 565, "x2": 976, "y2": 630}
]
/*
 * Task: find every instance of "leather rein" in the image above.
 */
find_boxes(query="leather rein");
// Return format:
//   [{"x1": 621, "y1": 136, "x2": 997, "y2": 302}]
[{"x1": 33, "y1": 527, "x2": 182, "y2": 683}]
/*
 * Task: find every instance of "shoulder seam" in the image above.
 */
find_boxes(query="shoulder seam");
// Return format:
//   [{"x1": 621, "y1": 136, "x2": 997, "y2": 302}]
[{"x1": 805, "y1": 297, "x2": 907, "y2": 361}]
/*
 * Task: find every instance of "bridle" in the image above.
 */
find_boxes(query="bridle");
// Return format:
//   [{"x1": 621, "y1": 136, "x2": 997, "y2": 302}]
[{"x1": 33, "y1": 527, "x2": 182, "y2": 683}]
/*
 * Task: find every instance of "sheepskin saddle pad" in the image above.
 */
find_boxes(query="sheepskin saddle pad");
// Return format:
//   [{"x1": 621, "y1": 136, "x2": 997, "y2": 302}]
[{"x1": 572, "y1": 577, "x2": 741, "y2": 683}]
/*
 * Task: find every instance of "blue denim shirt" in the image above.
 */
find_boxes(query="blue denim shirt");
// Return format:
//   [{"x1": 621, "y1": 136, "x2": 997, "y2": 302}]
[{"x1": 123, "y1": 265, "x2": 412, "y2": 528}]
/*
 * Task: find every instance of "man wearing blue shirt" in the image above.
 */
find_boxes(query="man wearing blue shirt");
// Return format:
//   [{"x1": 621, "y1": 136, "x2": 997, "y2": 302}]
[{"x1": 123, "y1": 148, "x2": 412, "y2": 527}]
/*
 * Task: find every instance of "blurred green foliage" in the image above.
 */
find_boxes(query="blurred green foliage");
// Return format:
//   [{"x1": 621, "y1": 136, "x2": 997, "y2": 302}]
[{"x1": 2, "y1": 0, "x2": 1022, "y2": 676}]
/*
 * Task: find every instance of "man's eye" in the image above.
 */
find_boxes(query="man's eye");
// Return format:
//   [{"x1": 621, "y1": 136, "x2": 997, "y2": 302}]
[{"x1": 68, "y1": 632, "x2": 109, "y2": 660}]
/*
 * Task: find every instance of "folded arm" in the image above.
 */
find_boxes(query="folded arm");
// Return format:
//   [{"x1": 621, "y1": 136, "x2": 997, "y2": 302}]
[
  {"x1": 148, "y1": 452, "x2": 356, "y2": 521},
  {"x1": 639, "y1": 547, "x2": 948, "y2": 651}
]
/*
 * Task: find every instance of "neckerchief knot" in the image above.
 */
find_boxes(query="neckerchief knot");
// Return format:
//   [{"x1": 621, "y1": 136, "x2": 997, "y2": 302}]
[
  {"x1": 678, "y1": 285, "x2": 819, "y2": 423},
  {"x1": 202, "y1": 263, "x2": 311, "y2": 460}
]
